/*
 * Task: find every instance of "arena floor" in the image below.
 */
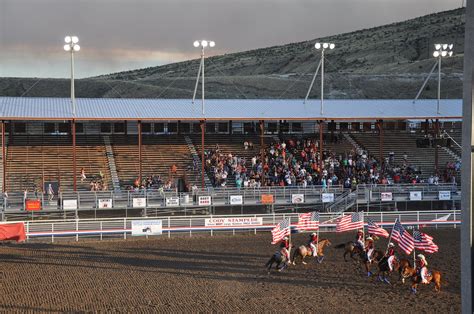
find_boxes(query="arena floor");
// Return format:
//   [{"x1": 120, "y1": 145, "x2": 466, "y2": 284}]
[{"x1": 0, "y1": 229, "x2": 460, "y2": 312}]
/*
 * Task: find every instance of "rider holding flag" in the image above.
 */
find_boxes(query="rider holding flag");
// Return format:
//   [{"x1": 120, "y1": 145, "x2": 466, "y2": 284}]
[
  {"x1": 365, "y1": 236, "x2": 375, "y2": 263},
  {"x1": 416, "y1": 254, "x2": 429, "y2": 284},
  {"x1": 386, "y1": 243, "x2": 396, "y2": 271},
  {"x1": 308, "y1": 232, "x2": 318, "y2": 257},
  {"x1": 280, "y1": 236, "x2": 290, "y2": 261},
  {"x1": 355, "y1": 229, "x2": 365, "y2": 251}
]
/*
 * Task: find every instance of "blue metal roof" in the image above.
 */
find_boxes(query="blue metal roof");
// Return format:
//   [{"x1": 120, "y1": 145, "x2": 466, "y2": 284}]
[{"x1": 0, "y1": 97, "x2": 462, "y2": 120}]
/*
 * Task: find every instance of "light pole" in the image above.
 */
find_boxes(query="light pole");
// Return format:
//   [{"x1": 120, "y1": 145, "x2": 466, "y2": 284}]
[
  {"x1": 433, "y1": 44, "x2": 454, "y2": 114},
  {"x1": 192, "y1": 40, "x2": 215, "y2": 116},
  {"x1": 314, "y1": 42, "x2": 335, "y2": 115},
  {"x1": 63, "y1": 36, "x2": 80, "y2": 117}
]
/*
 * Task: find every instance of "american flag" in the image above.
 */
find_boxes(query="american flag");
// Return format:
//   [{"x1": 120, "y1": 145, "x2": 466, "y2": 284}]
[
  {"x1": 413, "y1": 230, "x2": 439, "y2": 253},
  {"x1": 271, "y1": 218, "x2": 291, "y2": 244},
  {"x1": 336, "y1": 212, "x2": 364, "y2": 233},
  {"x1": 391, "y1": 219, "x2": 414, "y2": 255},
  {"x1": 294, "y1": 211, "x2": 320, "y2": 231},
  {"x1": 367, "y1": 218, "x2": 389, "y2": 238}
]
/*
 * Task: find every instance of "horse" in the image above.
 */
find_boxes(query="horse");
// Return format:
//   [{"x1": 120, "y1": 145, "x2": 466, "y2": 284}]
[
  {"x1": 361, "y1": 249, "x2": 384, "y2": 277},
  {"x1": 265, "y1": 249, "x2": 290, "y2": 273},
  {"x1": 335, "y1": 235, "x2": 380, "y2": 262},
  {"x1": 375, "y1": 256, "x2": 410, "y2": 284},
  {"x1": 401, "y1": 265, "x2": 442, "y2": 293},
  {"x1": 291, "y1": 239, "x2": 332, "y2": 265}
]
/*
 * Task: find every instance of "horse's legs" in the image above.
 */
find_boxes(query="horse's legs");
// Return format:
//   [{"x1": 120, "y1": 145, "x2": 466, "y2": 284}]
[
  {"x1": 265, "y1": 257, "x2": 274, "y2": 271},
  {"x1": 343, "y1": 250, "x2": 348, "y2": 262}
]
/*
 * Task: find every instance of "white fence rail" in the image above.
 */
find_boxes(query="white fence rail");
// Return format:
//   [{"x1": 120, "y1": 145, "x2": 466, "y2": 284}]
[{"x1": 10, "y1": 210, "x2": 460, "y2": 242}]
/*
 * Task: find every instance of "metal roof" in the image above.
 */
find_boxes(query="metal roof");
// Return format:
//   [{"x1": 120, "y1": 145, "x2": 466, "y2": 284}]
[{"x1": 0, "y1": 97, "x2": 462, "y2": 121}]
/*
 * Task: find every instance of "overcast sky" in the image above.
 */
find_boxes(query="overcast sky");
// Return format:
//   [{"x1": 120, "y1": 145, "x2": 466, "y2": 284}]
[{"x1": 0, "y1": 0, "x2": 463, "y2": 78}]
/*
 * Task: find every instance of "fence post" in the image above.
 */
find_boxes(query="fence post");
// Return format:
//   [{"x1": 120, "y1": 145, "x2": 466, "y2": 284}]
[
  {"x1": 417, "y1": 211, "x2": 420, "y2": 229},
  {"x1": 124, "y1": 218, "x2": 127, "y2": 239},
  {"x1": 26, "y1": 221, "x2": 29, "y2": 241},
  {"x1": 454, "y1": 210, "x2": 457, "y2": 229},
  {"x1": 435, "y1": 213, "x2": 438, "y2": 229},
  {"x1": 168, "y1": 217, "x2": 171, "y2": 238},
  {"x1": 51, "y1": 223, "x2": 54, "y2": 243},
  {"x1": 189, "y1": 218, "x2": 192, "y2": 237},
  {"x1": 254, "y1": 214, "x2": 257, "y2": 235},
  {"x1": 76, "y1": 219, "x2": 79, "y2": 242},
  {"x1": 100, "y1": 221, "x2": 103, "y2": 241},
  {"x1": 210, "y1": 214, "x2": 213, "y2": 236}
]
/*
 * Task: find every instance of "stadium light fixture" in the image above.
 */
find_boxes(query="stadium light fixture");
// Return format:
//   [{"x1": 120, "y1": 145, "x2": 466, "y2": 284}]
[
  {"x1": 64, "y1": 35, "x2": 80, "y2": 117},
  {"x1": 192, "y1": 40, "x2": 215, "y2": 115},
  {"x1": 433, "y1": 43, "x2": 454, "y2": 114},
  {"x1": 313, "y1": 42, "x2": 336, "y2": 115}
]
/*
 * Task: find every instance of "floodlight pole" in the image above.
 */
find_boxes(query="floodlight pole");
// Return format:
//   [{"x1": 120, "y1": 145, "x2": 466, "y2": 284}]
[
  {"x1": 437, "y1": 55, "x2": 441, "y2": 114},
  {"x1": 202, "y1": 47, "x2": 205, "y2": 116},
  {"x1": 321, "y1": 49, "x2": 325, "y2": 115},
  {"x1": 413, "y1": 61, "x2": 438, "y2": 104},
  {"x1": 70, "y1": 50, "x2": 76, "y2": 118},
  {"x1": 304, "y1": 59, "x2": 322, "y2": 104}
]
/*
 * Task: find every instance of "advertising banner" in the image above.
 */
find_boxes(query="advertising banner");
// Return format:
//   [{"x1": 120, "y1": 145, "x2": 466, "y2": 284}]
[
  {"x1": 229, "y1": 195, "x2": 243, "y2": 205},
  {"x1": 131, "y1": 220, "x2": 162, "y2": 236},
  {"x1": 261, "y1": 194, "x2": 274, "y2": 204},
  {"x1": 133, "y1": 197, "x2": 147, "y2": 208},
  {"x1": 199, "y1": 196, "x2": 212, "y2": 206},
  {"x1": 409, "y1": 191, "x2": 422, "y2": 201},
  {"x1": 291, "y1": 194, "x2": 305, "y2": 204},
  {"x1": 438, "y1": 191, "x2": 451, "y2": 200},
  {"x1": 166, "y1": 197, "x2": 180, "y2": 207},
  {"x1": 63, "y1": 199, "x2": 78, "y2": 210},
  {"x1": 205, "y1": 217, "x2": 263, "y2": 227},
  {"x1": 98, "y1": 199, "x2": 112, "y2": 209},
  {"x1": 381, "y1": 192, "x2": 393, "y2": 201},
  {"x1": 321, "y1": 193, "x2": 335, "y2": 203},
  {"x1": 25, "y1": 199, "x2": 41, "y2": 211}
]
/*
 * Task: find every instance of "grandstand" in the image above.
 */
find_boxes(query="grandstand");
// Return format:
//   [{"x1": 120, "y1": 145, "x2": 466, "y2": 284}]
[{"x1": 0, "y1": 97, "x2": 462, "y2": 195}]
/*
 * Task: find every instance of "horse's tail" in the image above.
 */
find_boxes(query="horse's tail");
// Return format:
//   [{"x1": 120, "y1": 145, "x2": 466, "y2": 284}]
[{"x1": 334, "y1": 243, "x2": 346, "y2": 249}]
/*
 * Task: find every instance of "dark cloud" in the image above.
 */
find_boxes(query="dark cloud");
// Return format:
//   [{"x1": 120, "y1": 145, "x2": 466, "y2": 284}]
[{"x1": 0, "y1": 0, "x2": 462, "y2": 78}]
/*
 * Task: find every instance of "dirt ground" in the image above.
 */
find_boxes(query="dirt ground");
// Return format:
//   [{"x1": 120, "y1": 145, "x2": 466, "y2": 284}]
[{"x1": 0, "y1": 229, "x2": 460, "y2": 313}]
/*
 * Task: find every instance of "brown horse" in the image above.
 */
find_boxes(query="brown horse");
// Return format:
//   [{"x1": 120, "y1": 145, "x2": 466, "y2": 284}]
[
  {"x1": 375, "y1": 256, "x2": 411, "y2": 284},
  {"x1": 265, "y1": 248, "x2": 291, "y2": 273},
  {"x1": 335, "y1": 235, "x2": 380, "y2": 262},
  {"x1": 401, "y1": 265, "x2": 442, "y2": 293},
  {"x1": 291, "y1": 239, "x2": 332, "y2": 265},
  {"x1": 363, "y1": 249, "x2": 384, "y2": 277}
]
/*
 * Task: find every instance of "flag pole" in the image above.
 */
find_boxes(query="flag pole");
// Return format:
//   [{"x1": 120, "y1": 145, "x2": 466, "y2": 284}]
[
  {"x1": 288, "y1": 217, "x2": 292, "y2": 262},
  {"x1": 385, "y1": 219, "x2": 396, "y2": 254},
  {"x1": 316, "y1": 213, "x2": 320, "y2": 257}
]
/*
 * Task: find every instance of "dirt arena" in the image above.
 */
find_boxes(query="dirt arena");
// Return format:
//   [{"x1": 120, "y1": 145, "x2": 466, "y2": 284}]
[{"x1": 0, "y1": 229, "x2": 460, "y2": 313}]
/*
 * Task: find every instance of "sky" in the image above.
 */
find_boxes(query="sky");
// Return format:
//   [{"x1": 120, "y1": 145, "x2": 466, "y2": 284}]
[{"x1": 0, "y1": 0, "x2": 463, "y2": 78}]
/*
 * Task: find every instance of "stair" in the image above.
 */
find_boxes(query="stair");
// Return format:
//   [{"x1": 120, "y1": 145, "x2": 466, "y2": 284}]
[
  {"x1": 184, "y1": 136, "x2": 212, "y2": 188},
  {"x1": 103, "y1": 136, "x2": 122, "y2": 192},
  {"x1": 441, "y1": 146, "x2": 461, "y2": 163},
  {"x1": 343, "y1": 133, "x2": 363, "y2": 152}
]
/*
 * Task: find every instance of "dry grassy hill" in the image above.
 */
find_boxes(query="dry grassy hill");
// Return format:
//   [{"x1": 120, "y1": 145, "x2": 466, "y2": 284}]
[{"x1": 0, "y1": 8, "x2": 465, "y2": 99}]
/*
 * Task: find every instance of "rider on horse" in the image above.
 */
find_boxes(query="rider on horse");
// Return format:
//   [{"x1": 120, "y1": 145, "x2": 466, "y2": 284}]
[
  {"x1": 280, "y1": 236, "x2": 290, "y2": 261},
  {"x1": 355, "y1": 229, "x2": 364, "y2": 251},
  {"x1": 308, "y1": 232, "x2": 318, "y2": 256},
  {"x1": 416, "y1": 254, "x2": 429, "y2": 284},
  {"x1": 386, "y1": 242, "x2": 396, "y2": 271},
  {"x1": 365, "y1": 236, "x2": 375, "y2": 263}
]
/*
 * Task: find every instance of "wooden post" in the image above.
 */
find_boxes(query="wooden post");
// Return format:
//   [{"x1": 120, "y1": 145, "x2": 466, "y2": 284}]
[
  {"x1": 259, "y1": 120, "x2": 265, "y2": 163},
  {"x1": 378, "y1": 120, "x2": 384, "y2": 167},
  {"x1": 200, "y1": 120, "x2": 205, "y2": 189},
  {"x1": 138, "y1": 120, "x2": 142, "y2": 182},
  {"x1": 319, "y1": 121, "x2": 324, "y2": 170},
  {"x1": 72, "y1": 119, "x2": 77, "y2": 191},
  {"x1": 1, "y1": 121, "x2": 5, "y2": 192},
  {"x1": 434, "y1": 119, "x2": 439, "y2": 174}
]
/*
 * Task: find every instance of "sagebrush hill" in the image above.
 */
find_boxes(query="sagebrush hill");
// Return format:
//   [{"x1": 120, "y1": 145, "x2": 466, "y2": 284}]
[{"x1": 0, "y1": 8, "x2": 465, "y2": 99}]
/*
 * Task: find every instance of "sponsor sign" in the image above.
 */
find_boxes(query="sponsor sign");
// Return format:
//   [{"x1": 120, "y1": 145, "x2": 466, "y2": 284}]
[
  {"x1": 261, "y1": 194, "x2": 274, "y2": 204},
  {"x1": 63, "y1": 199, "x2": 78, "y2": 210},
  {"x1": 98, "y1": 198, "x2": 112, "y2": 209},
  {"x1": 133, "y1": 197, "x2": 147, "y2": 208},
  {"x1": 25, "y1": 199, "x2": 41, "y2": 211},
  {"x1": 321, "y1": 193, "x2": 335, "y2": 203},
  {"x1": 205, "y1": 217, "x2": 263, "y2": 227},
  {"x1": 165, "y1": 197, "x2": 180, "y2": 207},
  {"x1": 381, "y1": 192, "x2": 393, "y2": 201},
  {"x1": 291, "y1": 194, "x2": 305, "y2": 204},
  {"x1": 439, "y1": 191, "x2": 451, "y2": 200},
  {"x1": 131, "y1": 220, "x2": 162, "y2": 236},
  {"x1": 409, "y1": 191, "x2": 422, "y2": 201},
  {"x1": 199, "y1": 196, "x2": 212, "y2": 206},
  {"x1": 230, "y1": 195, "x2": 243, "y2": 205}
]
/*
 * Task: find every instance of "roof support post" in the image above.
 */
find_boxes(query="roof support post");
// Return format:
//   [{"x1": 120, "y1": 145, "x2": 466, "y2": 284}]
[
  {"x1": 434, "y1": 119, "x2": 439, "y2": 174},
  {"x1": 2, "y1": 121, "x2": 5, "y2": 193},
  {"x1": 72, "y1": 119, "x2": 77, "y2": 192},
  {"x1": 319, "y1": 121, "x2": 324, "y2": 171},
  {"x1": 259, "y1": 120, "x2": 265, "y2": 185},
  {"x1": 138, "y1": 120, "x2": 142, "y2": 183},
  {"x1": 378, "y1": 120, "x2": 384, "y2": 168},
  {"x1": 200, "y1": 120, "x2": 205, "y2": 189}
]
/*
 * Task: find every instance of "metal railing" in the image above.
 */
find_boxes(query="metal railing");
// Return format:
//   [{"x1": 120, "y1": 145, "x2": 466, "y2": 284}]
[{"x1": 12, "y1": 209, "x2": 460, "y2": 243}]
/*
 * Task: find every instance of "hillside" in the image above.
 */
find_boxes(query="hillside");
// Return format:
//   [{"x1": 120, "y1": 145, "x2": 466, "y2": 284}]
[{"x1": 0, "y1": 8, "x2": 465, "y2": 99}]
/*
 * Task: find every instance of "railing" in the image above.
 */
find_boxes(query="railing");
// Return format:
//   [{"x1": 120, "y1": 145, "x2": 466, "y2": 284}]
[
  {"x1": 0, "y1": 183, "x2": 461, "y2": 216},
  {"x1": 11, "y1": 210, "x2": 460, "y2": 243}
]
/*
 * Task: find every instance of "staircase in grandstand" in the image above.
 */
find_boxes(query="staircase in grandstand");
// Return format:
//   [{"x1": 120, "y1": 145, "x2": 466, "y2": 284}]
[
  {"x1": 326, "y1": 190, "x2": 357, "y2": 213},
  {"x1": 103, "y1": 136, "x2": 122, "y2": 192},
  {"x1": 184, "y1": 136, "x2": 213, "y2": 188}
]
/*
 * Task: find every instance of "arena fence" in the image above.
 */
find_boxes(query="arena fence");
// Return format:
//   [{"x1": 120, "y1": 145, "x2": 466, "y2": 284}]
[
  {"x1": 1, "y1": 183, "x2": 460, "y2": 216},
  {"x1": 9, "y1": 210, "x2": 460, "y2": 243}
]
